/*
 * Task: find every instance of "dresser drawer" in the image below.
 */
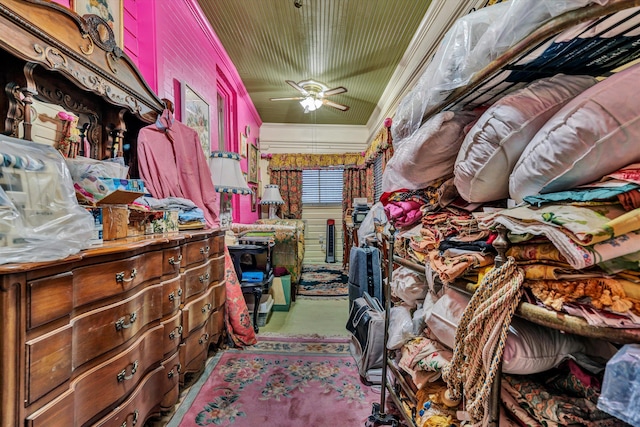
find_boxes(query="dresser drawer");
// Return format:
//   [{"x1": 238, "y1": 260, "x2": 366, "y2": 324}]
[
  {"x1": 180, "y1": 321, "x2": 211, "y2": 377},
  {"x1": 210, "y1": 253, "x2": 225, "y2": 284},
  {"x1": 161, "y1": 275, "x2": 182, "y2": 316},
  {"x1": 74, "y1": 251, "x2": 163, "y2": 308},
  {"x1": 211, "y1": 280, "x2": 226, "y2": 311},
  {"x1": 161, "y1": 350, "x2": 182, "y2": 411},
  {"x1": 181, "y1": 284, "x2": 217, "y2": 337},
  {"x1": 161, "y1": 311, "x2": 182, "y2": 356},
  {"x1": 27, "y1": 391, "x2": 74, "y2": 427},
  {"x1": 183, "y1": 238, "x2": 212, "y2": 267},
  {"x1": 92, "y1": 366, "x2": 166, "y2": 427},
  {"x1": 183, "y1": 260, "x2": 211, "y2": 300},
  {"x1": 163, "y1": 246, "x2": 183, "y2": 277},
  {"x1": 207, "y1": 307, "x2": 225, "y2": 344},
  {"x1": 209, "y1": 232, "x2": 224, "y2": 257},
  {"x1": 71, "y1": 284, "x2": 162, "y2": 368},
  {"x1": 25, "y1": 325, "x2": 72, "y2": 405},
  {"x1": 28, "y1": 272, "x2": 73, "y2": 329}
]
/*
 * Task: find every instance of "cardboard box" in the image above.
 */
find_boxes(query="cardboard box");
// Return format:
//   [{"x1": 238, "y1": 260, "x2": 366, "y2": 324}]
[
  {"x1": 86, "y1": 205, "x2": 129, "y2": 241},
  {"x1": 100, "y1": 178, "x2": 146, "y2": 193},
  {"x1": 145, "y1": 210, "x2": 179, "y2": 234},
  {"x1": 270, "y1": 275, "x2": 292, "y2": 311},
  {"x1": 127, "y1": 209, "x2": 149, "y2": 237}
]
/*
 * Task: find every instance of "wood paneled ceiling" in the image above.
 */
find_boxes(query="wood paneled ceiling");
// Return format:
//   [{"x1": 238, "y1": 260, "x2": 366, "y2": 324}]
[{"x1": 197, "y1": 0, "x2": 432, "y2": 126}]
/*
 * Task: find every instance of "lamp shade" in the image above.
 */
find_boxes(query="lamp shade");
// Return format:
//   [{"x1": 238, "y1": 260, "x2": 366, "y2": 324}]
[
  {"x1": 261, "y1": 184, "x2": 284, "y2": 205},
  {"x1": 209, "y1": 151, "x2": 252, "y2": 195}
]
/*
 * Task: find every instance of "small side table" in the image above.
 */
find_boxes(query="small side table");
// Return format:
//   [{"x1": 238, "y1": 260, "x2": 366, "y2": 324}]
[{"x1": 228, "y1": 240, "x2": 275, "y2": 332}]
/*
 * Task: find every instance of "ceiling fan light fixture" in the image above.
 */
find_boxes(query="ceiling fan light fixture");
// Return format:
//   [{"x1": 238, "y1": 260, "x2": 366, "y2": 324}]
[{"x1": 300, "y1": 96, "x2": 322, "y2": 112}]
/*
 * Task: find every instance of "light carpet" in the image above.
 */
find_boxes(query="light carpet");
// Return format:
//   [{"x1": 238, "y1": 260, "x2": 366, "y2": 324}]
[
  {"x1": 167, "y1": 336, "x2": 378, "y2": 426},
  {"x1": 259, "y1": 298, "x2": 349, "y2": 337}
]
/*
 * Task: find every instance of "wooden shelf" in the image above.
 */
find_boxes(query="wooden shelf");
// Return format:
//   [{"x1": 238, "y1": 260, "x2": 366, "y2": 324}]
[{"x1": 395, "y1": 256, "x2": 640, "y2": 344}]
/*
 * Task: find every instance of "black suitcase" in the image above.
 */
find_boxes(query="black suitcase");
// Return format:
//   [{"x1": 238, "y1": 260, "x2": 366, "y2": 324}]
[{"x1": 347, "y1": 245, "x2": 382, "y2": 307}]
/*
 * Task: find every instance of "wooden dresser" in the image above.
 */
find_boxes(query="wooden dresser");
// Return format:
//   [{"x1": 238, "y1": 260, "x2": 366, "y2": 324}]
[{"x1": 0, "y1": 229, "x2": 226, "y2": 427}]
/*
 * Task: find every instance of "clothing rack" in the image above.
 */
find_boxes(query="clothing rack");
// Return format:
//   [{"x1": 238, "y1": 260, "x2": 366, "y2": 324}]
[
  {"x1": 367, "y1": 226, "x2": 401, "y2": 427},
  {"x1": 377, "y1": 2, "x2": 640, "y2": 425}
]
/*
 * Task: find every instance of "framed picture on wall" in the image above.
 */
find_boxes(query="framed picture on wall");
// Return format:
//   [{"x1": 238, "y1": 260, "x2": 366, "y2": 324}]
[
  {"x1": 73, "y1": 0, "x2": 123, "y2": 48},
  {"x1": 181, "y1": 83, "x2": 210, "y2": 161},
  {"x1": 250, "y1": 185, "x2": 257, "y2": 212},
  {"x1": 240, "y1": 133, "x2": 247, "y2": 158},
  {"x1": 248, "y1": 144, "x2": 259, "y2": 184}
]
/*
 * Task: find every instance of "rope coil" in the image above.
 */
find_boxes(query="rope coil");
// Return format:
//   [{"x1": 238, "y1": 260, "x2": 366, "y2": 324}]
[{"x1": 441, "y1": 257, "x2": 524, "y2": 426}]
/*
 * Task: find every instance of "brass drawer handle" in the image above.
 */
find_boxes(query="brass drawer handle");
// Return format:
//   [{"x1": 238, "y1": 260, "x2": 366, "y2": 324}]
[
  {"x1": 169, "y1": 325, "x2": 183, "y2": 340},
  {"x1": 167, "y1": 363, "x2": 182, "y2": 379},
  {"x1": 116, "y1": 360, "x2": 139, "y2": 382},
  {"x1": 200, "y1": 245, "x2": 210, "y2": 254},
  {"x1": 120, "y1": 409, "x2": 139, "y2": 427},
  {"x1": 115, "y1": 313, "x2": 137, "y2": 331},
  {"x1": 168, "y1": 288, "x2": 183, "y2": 302},
  {"x1": 198, "y1": 273, "x2": 210, "y2": 283},
  {"x1": 115, "y1": 268, "x2": 137, "y2": 283},
  {"x1": 198, "y1": 333, "x2": 210, "y2": 345},
  {"x1": 168, "y1": 254, "x2": 182, "y2": 265},
  {"x1": 201, "y1": 303, "x2": 212, "y2": 314}
]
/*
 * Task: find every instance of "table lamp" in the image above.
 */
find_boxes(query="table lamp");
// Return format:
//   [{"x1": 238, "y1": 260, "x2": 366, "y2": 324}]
[
  {"x1": 260, "y1": 184, "x2": 284, "y2": 219},
  {"x1": 209, "y1": 151, "x2": 252, "y2": 228}
]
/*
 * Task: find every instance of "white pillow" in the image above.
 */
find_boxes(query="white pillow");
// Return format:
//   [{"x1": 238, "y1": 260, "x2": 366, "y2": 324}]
[
  {"x1": 425, "y1": 288, "x2": 585, "y2": 375},
  {"x1": 382, "y1": 110, "x2": 478, "y2": 193},
  {"x1": 454, "y1": 74, "x2": 597, "y2": 203},
  {"x1": 510, "y1": 62, "x2": 640, "y2": 203}
]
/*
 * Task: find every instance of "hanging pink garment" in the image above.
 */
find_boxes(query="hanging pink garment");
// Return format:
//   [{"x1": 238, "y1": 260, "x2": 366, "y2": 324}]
[{"x1": 137, "y1": 109, "x2": 219, "y2": 227}]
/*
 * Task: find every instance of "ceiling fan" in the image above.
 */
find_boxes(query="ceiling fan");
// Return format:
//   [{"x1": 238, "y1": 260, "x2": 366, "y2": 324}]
[{"x1": 270, "y1": 79, "x2": 349, "y2": 112}]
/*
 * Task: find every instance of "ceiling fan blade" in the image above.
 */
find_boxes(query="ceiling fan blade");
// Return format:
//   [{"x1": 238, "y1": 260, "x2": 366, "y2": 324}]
[
  {"x1": 285, "y1": 80, "x2": 309, "y2": 96},
  {"x1": 270, "y1": 96, "x2": 305, "y2": 101},
  {"x1": 322, "y1": 99, "x2": 349, "y2": 111},
  {"x1": 322, "y1": 86, "x2": 347, "y2": 97}
]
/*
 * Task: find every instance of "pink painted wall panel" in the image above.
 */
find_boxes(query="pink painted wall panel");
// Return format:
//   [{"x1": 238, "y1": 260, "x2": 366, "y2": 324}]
[
  {"x1": 135, "y1": 0, "x2": 261, "y2": 224},
  {"x1": 48, "y1": 0, "x2": 261, "y2": 224}
]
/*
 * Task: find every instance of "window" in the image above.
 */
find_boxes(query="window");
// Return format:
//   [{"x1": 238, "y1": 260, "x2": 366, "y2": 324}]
[
  {"x1": 373, "y1": 155, "x2": 383, "y2": 203},
  {"x1": 216, "y1": 92, "x2": 225, "y2": 151},
  {"x1": 302, "y1": 169, "x2": 343, "y2": 204}
]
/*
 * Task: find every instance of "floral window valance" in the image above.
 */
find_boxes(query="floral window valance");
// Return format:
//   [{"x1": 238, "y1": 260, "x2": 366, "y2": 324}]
[
  {"x1": 268, "y1": 153, "x2": 365, "y2": 171},
  {"x1": 363, "y1": 121, "x2": 392, "y2": 165}
]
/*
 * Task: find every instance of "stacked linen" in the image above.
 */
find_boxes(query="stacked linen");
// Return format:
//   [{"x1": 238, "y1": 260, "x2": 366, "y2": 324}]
[{"x1": 478, "y1": 181, "x2": 640, "y2": 328}]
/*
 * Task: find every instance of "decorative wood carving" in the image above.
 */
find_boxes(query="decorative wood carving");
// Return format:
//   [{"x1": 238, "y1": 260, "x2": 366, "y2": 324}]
[{"x1": 0, "y1": 0, "x2": 164, "y2": 166}]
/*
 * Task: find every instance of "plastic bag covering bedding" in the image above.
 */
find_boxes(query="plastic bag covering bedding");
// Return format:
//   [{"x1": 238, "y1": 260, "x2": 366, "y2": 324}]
[
  {"x1": 0, "y1": 135, "x2": 94, "y2": 264},
  {"x1": 382, "y1": 110, "x2": 478, "y2": 193},
  {"x1": 598, "y1": 344, "x2": 640, "y2": 426},
  {"x1": 390, "y1": 0, "x2": 610, "y2": 142}
]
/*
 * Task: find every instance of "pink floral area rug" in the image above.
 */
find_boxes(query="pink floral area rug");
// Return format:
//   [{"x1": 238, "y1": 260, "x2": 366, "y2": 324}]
[{"x1": 168, "y1": 336, "x2": 379, "y2": 426}]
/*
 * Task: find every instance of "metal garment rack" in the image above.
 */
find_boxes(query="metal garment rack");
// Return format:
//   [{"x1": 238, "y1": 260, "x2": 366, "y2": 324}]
[
  {"x1": 367, "y1": 226, "x2": 401, "y2": 427},
  {"x1": 371, "y1": 1, "x2": 640, "y2": 425}
]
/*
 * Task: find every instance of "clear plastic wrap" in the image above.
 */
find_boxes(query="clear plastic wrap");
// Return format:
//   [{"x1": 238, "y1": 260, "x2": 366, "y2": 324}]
[
  {"x1": 0, "y1": 135, "x2": 94, "y2": 264},
  {"x1": 598, "y1": 344, "x2": 640, "y2": 426},
  {"x1": 391, "y1": 0, "x2": 610, "y2": 142},
  {"x1": 390, "y1": 265, "x2": 428, "y2": 308},
  {"x1": 357, "y1": 202, "x2": 389, "y2": 243},
  {"x1": 387, "y1": 304, "x2": 416, "y2": 350},
  {"x1": 65, "y1": 156, "x2": 129, "y2": 181}
]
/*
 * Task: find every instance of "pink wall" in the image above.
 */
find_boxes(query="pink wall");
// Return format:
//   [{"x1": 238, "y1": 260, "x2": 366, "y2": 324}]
[
  {"x1": 52, "y1": 0, "x2": 262, "y2": 224},
  {"x1": 135, "y1": 0, "x2": 262, "y2": 224}
]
